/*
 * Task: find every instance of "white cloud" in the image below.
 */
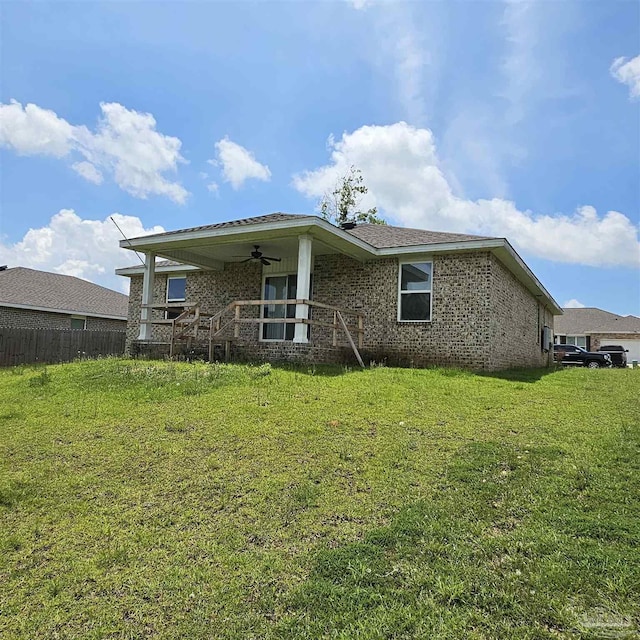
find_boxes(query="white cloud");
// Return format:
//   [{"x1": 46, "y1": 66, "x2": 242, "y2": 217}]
[
  {"x1": 72, "y1": 161, "x2": 103, "y2": 184},
  {"x1": 0, "y1": 209, "x2": 165, "y2": 293},
  {"x1": 292, "y1": 122, "x2": 640, "y2": 268},
  {"x1": 0, "y1": 100, "x2": 188, "y2": 203},
  {"x1": 206, "y1": 182, "x2": 219, "y2": 195},
  {"x1": 213, "y1": 137, "x2": 271, "y2": 189},
  {"x1": 0, "y1": 100, "x2": 75, "y2": 157},
  {"x1": 611, "y1": 55, "x2": 640, "y2": 99},
  {"x1": 563, "y1": 299, "x2": 586, "y2": 308}
]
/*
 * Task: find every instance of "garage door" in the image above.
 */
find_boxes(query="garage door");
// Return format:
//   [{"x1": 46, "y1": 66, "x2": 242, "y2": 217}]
[{"x1": 615, "y1": 339, "x2": 640, "y2": 366}]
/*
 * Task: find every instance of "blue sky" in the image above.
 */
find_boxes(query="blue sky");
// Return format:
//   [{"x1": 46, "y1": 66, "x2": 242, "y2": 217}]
[{"x1": 1, "y1": 0, "x2": 639, "y2": 316}]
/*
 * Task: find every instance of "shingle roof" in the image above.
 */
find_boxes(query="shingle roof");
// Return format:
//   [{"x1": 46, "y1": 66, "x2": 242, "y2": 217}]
[
  {"x1": 555, "y1": 308, "x2": 640, "y2": 334},
  {"x1": 142, "y1": 212, "x2": 315, "y2": 239},
  {"x1": 346, "y1": 223, "x2": 494, "y2": 248},
  {"x1": 0, "y1": 267, "x2": 128, "y2": 318},
  {"x1": 130, "y1": 212, "x2": 495, "y2": 248}
]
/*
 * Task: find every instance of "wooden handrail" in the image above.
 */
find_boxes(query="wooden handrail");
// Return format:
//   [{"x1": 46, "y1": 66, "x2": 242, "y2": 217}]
[
  {"x1": 153, "y1": 298, "x2": 365, "y2": 367},
  {"x1": 229, "y1": 298, "x2": 363, "y2": 317},
  {"x1": 205, "y1": 298, "x2": 365, "y2": 367}
]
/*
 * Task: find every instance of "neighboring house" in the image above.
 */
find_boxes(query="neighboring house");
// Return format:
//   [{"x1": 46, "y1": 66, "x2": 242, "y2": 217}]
[
  {"x1": 0, "y1": 266, "x2": 128, "y2": 331},
  {"x1": 554, "y1": 307, "x2": 640, "y2": 364},
  {"x1": 116, "y1": 213, "x2": 561, "y2": 370}
]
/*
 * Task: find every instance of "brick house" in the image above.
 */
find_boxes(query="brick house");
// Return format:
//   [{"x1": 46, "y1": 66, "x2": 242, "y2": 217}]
[
  {"x1": 554, "y1": 307, "x2": 640, "y2": 365},
  {"x1": 116, "y1": 213, "x2": 561, "y2": 370},
  {"x1": 0, "y1": 266, "x2": 128, "y2": 331}
]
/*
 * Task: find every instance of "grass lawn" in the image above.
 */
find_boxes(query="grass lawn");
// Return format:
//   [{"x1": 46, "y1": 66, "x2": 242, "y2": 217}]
[{"x1": 0, "y1": 359, "x2": 638, "y2": 639}]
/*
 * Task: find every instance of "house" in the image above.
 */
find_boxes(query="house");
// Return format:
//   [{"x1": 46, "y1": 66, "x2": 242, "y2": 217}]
[
  {"x1": 554, "y1": 307, "x2": 640, "y2": 365},
  {"x1": 115, "y1": 213, "x2": 561, "y2": 370},
  {"x1": 0, "y1": 266, "x2": 128, "y2": 331}
]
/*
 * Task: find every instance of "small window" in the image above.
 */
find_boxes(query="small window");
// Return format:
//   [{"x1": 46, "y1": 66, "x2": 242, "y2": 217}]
[
  {"x1": 566, "y1": 336, "x2": 587, "y2": 348},
  {"x1": 70, "y1": 316, "x2": 86, "y2": 330},
  {"x1": 166, "y1": 276, "x2": 186, "y2": 320},
  {"x1": 167, "y1": 276, "x2": 186, "y2": 302},
  {"x1": 398, "y1": 261, "x2": 432, "y2": 322}
]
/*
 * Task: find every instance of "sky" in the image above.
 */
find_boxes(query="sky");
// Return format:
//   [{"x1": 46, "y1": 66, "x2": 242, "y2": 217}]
[{"x1": 0, "y1": 0, "x2": 639, "y2": 316}]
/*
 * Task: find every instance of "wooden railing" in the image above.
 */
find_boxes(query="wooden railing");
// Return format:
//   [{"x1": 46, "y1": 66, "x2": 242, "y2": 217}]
[
  {"x1": 140, "y1": 299, "x2": 365, "y2": 367},
  {"x1": 208, "y1": 299, "x2": 365, "y2": 367}
]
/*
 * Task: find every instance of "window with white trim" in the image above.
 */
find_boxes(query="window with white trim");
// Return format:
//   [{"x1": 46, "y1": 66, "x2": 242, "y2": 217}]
[
  {"x1": 398, "y1": 261, "x2": 432, "y2": 322},
  {"x1": 166, "y1": 275, "x2": 186, "y2": 320}
]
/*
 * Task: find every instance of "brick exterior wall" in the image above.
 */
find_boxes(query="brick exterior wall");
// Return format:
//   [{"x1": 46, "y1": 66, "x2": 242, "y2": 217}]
[
  {"x1": 0, "y1": 306, "x2": 126, "y2": 331},
  {"x1": 126, "y1": 251, "x2": 553, "y2": 370},
  {"x1": 487, "y1": 254, "x2": 554, "y2": 370}
]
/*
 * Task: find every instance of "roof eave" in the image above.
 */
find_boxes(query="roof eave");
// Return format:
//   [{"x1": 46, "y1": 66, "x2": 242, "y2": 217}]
[
  {"x1": 115, "y1": 264, "x2": 202, "y2": 277},
  {"x1": 120, "y1": 216, "x2": 378, "y2": 262},
  {"x1": 378, "y1": 238, "x2": 561, "y2": 314},
  {"x1": 118, "y1": 220, "x2": 561, "y2": 313},
  {"x1": 0, "y1": 301, "x2": 127, "y2": 321}
]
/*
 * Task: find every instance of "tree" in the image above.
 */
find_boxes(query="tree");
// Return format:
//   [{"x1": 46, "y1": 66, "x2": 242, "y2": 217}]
[{"x1": 319, "y1": 166, "x2": 386, "y2": 226}]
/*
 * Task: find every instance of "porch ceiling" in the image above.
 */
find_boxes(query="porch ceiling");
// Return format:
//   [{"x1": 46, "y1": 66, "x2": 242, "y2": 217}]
[
  {"x1": 155, "y1": 236, "x2": 344, "y2": 270},
  {"x1": 120, "y1": 218, "x2": 377, "y2": 270}
]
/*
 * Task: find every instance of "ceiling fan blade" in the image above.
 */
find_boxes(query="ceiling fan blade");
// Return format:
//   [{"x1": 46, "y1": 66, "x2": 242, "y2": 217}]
[
  {"x1": 239, "y1": 257, "x2": 253, "y2": 263},
  {"x1": 261, "y1": 256, "x2": 281, "y2": 262},
  {"x1": 260, "y1": 258, "x2": 271, "y2": 266}
]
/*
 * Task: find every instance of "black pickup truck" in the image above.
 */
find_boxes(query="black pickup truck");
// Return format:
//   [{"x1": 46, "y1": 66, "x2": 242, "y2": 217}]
[
  {"x1": 553, "y1": 344, "x2": 612, "y2": 368},
  {"x1": 598, "y1": 345, "x2": 628, "y2": 368}
]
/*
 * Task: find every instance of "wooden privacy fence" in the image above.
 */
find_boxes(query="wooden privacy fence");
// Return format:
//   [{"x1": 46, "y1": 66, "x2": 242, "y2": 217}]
[{"x1": 0, "y1": 328, "x2": 126, "y2": 366}]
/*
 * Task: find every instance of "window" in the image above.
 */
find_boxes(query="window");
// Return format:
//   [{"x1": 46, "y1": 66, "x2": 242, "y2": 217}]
[
  {"x1": 398, "y1": 261, "x2": 432, "y2": 322},
  {"x1": 70, "y1": 316, "x2": 86, "y2": 330},
  {"x1": 166, "y1": 276, "x2": 186, "y2": 320},
  {"x1": 565, "y1": 335, "x2": 587, "y2": 349},
  {"x1": 261, "y1": 274, "x2": 312, "y2": 341}
]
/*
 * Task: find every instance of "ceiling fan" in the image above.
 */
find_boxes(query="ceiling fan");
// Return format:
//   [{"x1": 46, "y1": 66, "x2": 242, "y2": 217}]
[{"x1": 235, "y1": 245, "x2": 282, "y2": 266}]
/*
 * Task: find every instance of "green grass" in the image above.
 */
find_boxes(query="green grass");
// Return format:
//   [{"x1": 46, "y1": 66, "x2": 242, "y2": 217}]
[{"x1": 0, "y1": 359, "x2": 638, "y2": 639}]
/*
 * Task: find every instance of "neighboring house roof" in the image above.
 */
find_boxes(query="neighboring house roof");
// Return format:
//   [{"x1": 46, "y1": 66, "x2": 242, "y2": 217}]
[
  {"x1": 115, "y1": 212, "x2": 562, "y2": 314},
  {"x1": 555, "y1": 308, "x2": 640, "y2": 335},
  {"x1": 0, "y1": 267, "x2": 128, "y2": 320}
]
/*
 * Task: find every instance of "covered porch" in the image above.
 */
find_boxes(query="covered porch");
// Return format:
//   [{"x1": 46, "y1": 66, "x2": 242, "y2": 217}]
[{"x1": 116, "y1": 215, "x2": 375, "y2": 366}]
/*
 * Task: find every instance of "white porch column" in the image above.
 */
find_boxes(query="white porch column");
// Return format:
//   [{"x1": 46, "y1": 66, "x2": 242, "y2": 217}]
[
  {"x1": 138, "y1": 252, "x2": 156, "y2": 340},
  {"x1": 293, "y1": 235, "x2": 313, "y2": 343}
]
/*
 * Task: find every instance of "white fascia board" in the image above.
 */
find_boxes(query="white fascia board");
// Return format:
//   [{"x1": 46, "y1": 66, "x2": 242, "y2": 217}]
[
  {"x1": 120, "y1": 217, "x2": 377, "y2": 259},
  {"x1": 0, "y1": 301, "x2": 127, "y2": 321},
  {"x1": 378, "y1": 238, "x2": 562, "y2": 315},
  {"x1": 375, "y1": 238, "x2": 506, "y2": 257},
  {"x1": 503, "y1": 238, "x2": 564, "y2": 316},
  {"x1": 119, "y1": 218, "x2": 561, "y2": 313},
  {"x1": 121, "y1": 218, "x2": 317, "y2": 249},
  {"x1": 115, "y1": 264, "x2": 202, "y2": 277}
]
